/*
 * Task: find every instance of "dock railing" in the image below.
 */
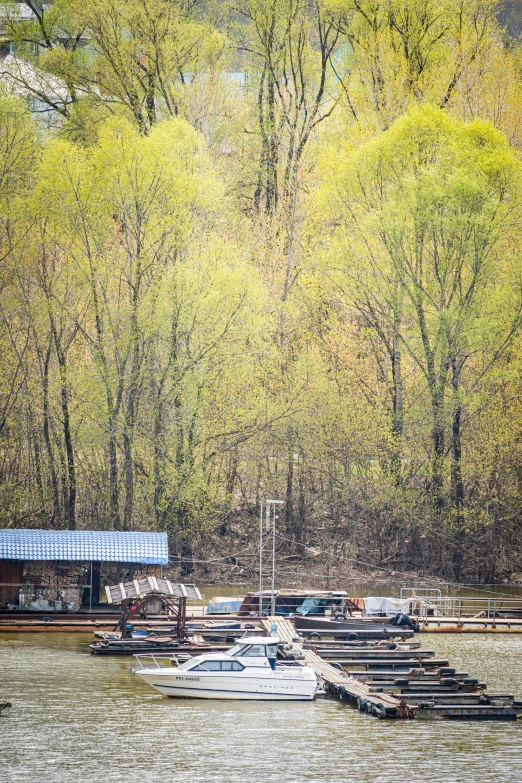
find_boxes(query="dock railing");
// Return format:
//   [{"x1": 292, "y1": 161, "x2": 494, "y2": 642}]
[{"x1": 400, "y1": 588, "x2": 522, "y2": 620}]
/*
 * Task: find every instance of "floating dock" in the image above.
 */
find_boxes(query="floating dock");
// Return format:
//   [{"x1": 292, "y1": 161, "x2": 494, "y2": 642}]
[
  {"x1": 261, "y1": 617, "x2": 408, "y2": 718},
  {"x1": 4, "y1": 596, "x2": 522, "y2": 635},
  {"x1": 421, "y1": 617, "x2": 522, "y2": 632},
  {"x1": 262, "y1": 617, "x2": 522, "y2": 721}
]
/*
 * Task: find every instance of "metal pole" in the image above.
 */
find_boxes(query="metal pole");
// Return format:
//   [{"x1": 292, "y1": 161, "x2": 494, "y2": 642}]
[
  {"x1": 259, "y1": 502, "x2": 263, "y2": 617},
  {"x1": 271, "y1": 503, "x2": 276, "y2": 617},
  {"x1": 90, "y1": 561, "x2": 92, "y2": 611},
  {"x1": 259, "y1": 499, "x2": 283, "y2": 619}
]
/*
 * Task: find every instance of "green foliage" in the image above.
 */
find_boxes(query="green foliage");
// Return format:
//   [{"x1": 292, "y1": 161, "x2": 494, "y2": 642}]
[{"x1": 1, "y1": 3, "x2": 522, "y2": 581}]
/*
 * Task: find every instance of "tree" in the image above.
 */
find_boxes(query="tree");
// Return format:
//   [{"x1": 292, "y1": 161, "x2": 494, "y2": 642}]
[
  {"x1": 321, "y1": 105, "x2": 522, "y2": 574},
  {"x1": 236, "y1": 0, "x2": 343, "y2": 216},
  {"x1": 325, "y1": 0, "x2": 501, "y2": 128}
]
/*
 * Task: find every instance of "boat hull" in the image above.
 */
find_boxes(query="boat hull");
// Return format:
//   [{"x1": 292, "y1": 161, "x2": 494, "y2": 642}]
[
  {"x1": 294, "y1": 616, "x2": 414, "y2": 638},
  {"x1": 135, "y1": 670, "x2": 317, "y2": 700}
]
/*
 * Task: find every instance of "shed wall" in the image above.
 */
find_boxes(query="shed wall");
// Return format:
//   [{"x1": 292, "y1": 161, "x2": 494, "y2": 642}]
[{"x1": 1, "y1": 560, "x2": 161, "y2": 611}]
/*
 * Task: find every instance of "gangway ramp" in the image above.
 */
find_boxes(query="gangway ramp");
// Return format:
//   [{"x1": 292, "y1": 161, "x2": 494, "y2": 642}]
[{"x1": 261, "y1": 617, "x2": 409, "y2": 719}]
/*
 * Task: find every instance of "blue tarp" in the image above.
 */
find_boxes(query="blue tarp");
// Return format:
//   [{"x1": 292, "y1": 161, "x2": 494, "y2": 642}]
[
  {"x1": 297, "y1": 597, "x2": 323, "y2": 615},
  {"x1": 0, "y1": 529, "x2": 168, "y2": 564}
]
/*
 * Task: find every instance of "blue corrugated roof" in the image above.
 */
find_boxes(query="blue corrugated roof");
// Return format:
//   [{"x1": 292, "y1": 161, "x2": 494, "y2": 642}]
[{"x1": 0, "y1": 529, "x2": 168, "y2": 564}]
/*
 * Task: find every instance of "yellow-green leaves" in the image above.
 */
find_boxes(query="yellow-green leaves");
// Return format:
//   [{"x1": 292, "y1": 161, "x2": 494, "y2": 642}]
[
  {"x1": 0, "y1": 96, "x2": 36, "y2": 204},
  {"x1": 317, "y1": 103, "x2": 522, "y2": 521}
]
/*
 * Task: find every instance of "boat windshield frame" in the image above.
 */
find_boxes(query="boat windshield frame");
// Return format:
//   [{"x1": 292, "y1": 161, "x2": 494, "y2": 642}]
[{"x1": 176, "y1": 658, "x2": 198, "y2": 671}]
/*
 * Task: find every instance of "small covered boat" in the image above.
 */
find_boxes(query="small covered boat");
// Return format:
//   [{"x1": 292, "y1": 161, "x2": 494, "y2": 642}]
[
  {"x1": 132, "y1": 636, "x2": 318, "y2": 700},
  {"x1": 206, "y1": 596, "x2": 245, "y2": 614}
]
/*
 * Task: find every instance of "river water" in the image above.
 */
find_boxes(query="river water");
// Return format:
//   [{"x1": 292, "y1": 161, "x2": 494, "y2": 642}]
[{"x1": 1, "y1": 632, "x2": 521, "y2": 783}]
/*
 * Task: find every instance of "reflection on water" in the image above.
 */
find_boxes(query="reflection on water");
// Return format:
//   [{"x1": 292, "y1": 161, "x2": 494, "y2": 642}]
[{"x1": 1, "y1": 633, "x2": 521, "y2": 783}]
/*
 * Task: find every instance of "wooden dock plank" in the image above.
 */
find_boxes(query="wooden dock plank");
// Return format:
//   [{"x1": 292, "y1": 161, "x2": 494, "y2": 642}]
[{"x1": 262, "y1": 617, "x2": 404, "y2": 717}]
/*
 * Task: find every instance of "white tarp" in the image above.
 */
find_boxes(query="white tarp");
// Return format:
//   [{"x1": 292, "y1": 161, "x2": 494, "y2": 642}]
[{"x1": 363, "y1": 596, "x2": 412, "y2": 616}]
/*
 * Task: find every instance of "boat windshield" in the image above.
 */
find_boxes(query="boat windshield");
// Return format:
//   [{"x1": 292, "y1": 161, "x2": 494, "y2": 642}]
[
  {"x1": 225, "y1": 644, "x2": 267, "y2": 657},
  {"x1": 225, "y1": 644, "x2": 244, "y2": 657}
]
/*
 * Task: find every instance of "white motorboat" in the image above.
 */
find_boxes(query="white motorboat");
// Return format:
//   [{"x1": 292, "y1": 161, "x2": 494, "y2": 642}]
[{"x1": 132, "y1": 636, "x2": 318, "y2": 700}]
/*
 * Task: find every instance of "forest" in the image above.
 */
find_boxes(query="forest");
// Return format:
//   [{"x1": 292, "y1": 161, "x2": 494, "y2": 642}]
[{"x1": 1, "y1": 0, "x2": 522, "y2": 584}]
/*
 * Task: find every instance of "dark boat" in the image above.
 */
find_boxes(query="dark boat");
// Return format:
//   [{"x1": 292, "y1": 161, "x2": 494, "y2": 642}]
[{"x1": 294, "y1": 615, "x2": 414, "y2": 640}]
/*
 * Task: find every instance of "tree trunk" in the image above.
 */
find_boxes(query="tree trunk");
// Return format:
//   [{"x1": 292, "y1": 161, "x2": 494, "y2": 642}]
[
  {"x1": 284, "y1": 448, "x2": 294, "y2": 537},
  {"x1": 432, "y1": 401, "x2": 445, "y2": 513},
  {"x1": 123, "y1": 255, "x2": 143, "y2": 530},
  {"x1": 179, "y1": 507, "x2": 194, "y2": 577},
  {"x1": 153, "y1": 397, "x2": 166, "y2": 528},
  {"x1": 108, "y1": 417, "x2": 120, "y2": 530},
  {"x1": 451, "y1": 357, "x2": 465, "y2": 577},
  {"x1": 42, "y1": 342, "x2": 60, "y2": 523},
  {"x1": 87, "y1": 252, "x2": 122, "y2": 530},
  {"x1": 390, "y1": 322, "x2": 404, "y2": 483},
  {"x1": 53, "y1": 335, "x2": 76, "y2": 529},
  {"x1": 295, "y1": 458, "x2": 307, "y2": 552}
]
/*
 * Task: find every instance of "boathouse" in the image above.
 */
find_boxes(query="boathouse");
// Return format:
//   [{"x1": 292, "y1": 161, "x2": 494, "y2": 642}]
[{"x1": 0, "y1": 529, "x2": 168, "y2": 612}]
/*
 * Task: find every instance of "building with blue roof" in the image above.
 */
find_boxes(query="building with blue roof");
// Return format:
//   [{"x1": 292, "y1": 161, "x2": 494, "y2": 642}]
[{"x1": 0, "y1": 529, "x2": 169, "y2": 612}]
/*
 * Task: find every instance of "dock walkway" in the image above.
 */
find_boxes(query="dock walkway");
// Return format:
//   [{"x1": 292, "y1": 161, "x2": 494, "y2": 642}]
[{"x1": 261, "y1": 617, "x2": 406, "y2": 718}]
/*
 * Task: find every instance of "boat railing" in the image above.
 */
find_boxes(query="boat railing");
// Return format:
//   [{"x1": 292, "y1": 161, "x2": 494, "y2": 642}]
[{"x1": 131, "y1": 652, "x2": 183, "y2": 673}]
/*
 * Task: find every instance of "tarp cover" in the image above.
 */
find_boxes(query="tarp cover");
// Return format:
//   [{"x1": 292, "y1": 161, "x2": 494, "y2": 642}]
[
  {"x1": 0, "y1": 529, "x2": 168, "y2": 564},
  {"x1": 363, "y1": 596, "x2": 412, "y2": 616}
]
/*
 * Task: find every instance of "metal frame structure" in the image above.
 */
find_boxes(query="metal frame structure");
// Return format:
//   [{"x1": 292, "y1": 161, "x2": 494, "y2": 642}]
[
  {"x1": 259, "y1": 499, "x2": 284, "y2": 617},
  {"x1": 105, "y1": 578, "x2": 201, "y2": 639},
  {"x1": 117, "y1": 593, "x2": 187, "y2": 639}
]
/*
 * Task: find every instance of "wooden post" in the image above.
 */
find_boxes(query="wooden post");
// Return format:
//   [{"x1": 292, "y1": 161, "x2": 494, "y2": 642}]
[
  {"x1": 121, "y1": 599, "x2": 129, "y2": 639},
  {"x1": 177, "y1": 597, "x2": 186, "y2": 640}
]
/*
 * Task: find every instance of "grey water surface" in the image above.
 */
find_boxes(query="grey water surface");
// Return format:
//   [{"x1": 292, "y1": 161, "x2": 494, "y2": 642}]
[{"x1": 1, "y1": 632, "x2": 521, "y2": 783}]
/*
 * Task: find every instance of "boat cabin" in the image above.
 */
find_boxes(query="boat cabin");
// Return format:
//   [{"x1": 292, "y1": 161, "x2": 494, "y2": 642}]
[
  {"x1": 178, "y1": 637, "x2": 280, "y2": 672},
  {"x1": 237, "y1": 590, "x2": 361, "y2": 617}
]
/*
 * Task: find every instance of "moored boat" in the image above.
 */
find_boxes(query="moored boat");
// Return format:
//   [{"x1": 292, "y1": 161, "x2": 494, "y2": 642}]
[
  {"x1": 294, "y1": 615, "x2": 414, "y2": 639},
  {"x1": 207, "y1": 597, "x2": 245, "y2": 614},
  {"x1": 237, "y1": 589, "x2": 359, "y2": 617},
  {"x1": 132, "y1": 636, "x2": 318, "y2": 700}
]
